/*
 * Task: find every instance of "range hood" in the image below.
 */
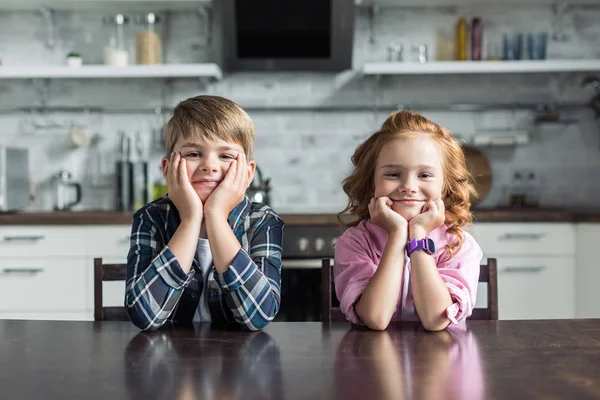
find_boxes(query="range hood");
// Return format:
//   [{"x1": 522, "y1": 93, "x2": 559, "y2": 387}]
[{"x1": 215, "y1": 0, "x2": 355, "y2": 72}]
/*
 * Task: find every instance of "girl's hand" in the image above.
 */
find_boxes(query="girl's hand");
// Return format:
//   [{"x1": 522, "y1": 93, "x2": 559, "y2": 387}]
[
  {"x1": 369, "y1": 196, "x2": 408, "y2": 235},
  {"x1": 408, "y1": 199, "x2": 445, "y2": 239}
]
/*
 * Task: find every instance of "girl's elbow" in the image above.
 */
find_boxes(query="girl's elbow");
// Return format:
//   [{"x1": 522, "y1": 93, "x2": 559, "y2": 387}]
[
  {"x1": 420, "y1": 317, "x2": 451, "y2": 332},
  {"x1": 362, "y1": 313, "x2": 392, "y2": 331},
  {"x1": 366, "y1": 319, "x2": 390, "y2": 331}
]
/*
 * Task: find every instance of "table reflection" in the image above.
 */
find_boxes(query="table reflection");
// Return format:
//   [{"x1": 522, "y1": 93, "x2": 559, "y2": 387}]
[
  {"x1": 335, "y1": 324, "x2": 485, "y2": 400},
  {"x1": 124, "y1": 324, "x2": 282, "y2": 400}
]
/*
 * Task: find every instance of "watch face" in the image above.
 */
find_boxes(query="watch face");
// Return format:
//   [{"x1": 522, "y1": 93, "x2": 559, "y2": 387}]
[{"x1": 426, "y1": 238, "x2": 436, "y2": 253}]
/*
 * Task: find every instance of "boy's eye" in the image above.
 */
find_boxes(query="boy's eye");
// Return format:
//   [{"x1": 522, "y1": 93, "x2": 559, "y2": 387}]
[
  {"x1": 220, "y1": 154, "x2": 236, "y2": 160},
  {"x1": 184, "y1": 152, "x2": 201, "y2": 158}
]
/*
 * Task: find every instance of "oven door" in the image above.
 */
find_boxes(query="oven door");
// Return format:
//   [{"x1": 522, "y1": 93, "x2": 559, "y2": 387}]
[{"x1": 275, "y1": 259, "x2": 336, "y2": 322}]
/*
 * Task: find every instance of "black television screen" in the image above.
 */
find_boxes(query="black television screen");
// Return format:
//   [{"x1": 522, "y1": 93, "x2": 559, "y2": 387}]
[{"x1": 234, "y1": 0, "x2": 331, "y2": 59}]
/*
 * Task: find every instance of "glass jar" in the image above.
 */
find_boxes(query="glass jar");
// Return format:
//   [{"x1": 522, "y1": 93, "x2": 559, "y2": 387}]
[
  {"x1": 103, "y1": 14, "x2": 131, "y2": 67},
  {"x1": 135, "y1": 13, "x2": 162, "y2": 65}
]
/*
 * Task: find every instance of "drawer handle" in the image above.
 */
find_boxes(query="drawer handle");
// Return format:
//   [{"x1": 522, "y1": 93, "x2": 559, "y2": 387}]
[
  {"x1": 3, "y1": 235, "x2": 45, "y2": 242},
  {"x1": 502, "y1": 266, "x2": 546, "y2": 273},
  {"x1": 499, "y1": 233, "x2": 545, "y2": 241},
  {"x1": 2, "y1": 268, "x2": 44, "y2": 275}
]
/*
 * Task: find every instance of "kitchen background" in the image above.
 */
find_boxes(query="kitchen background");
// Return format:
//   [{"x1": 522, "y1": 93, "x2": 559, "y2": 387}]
[{"x1": 1, "y1": 2, "x2": 600, "y2": 213}]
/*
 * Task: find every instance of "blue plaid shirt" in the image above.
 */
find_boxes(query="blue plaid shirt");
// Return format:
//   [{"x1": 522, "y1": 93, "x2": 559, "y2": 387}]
[{"x1": 125, "y1": 195, "x2": 284, "y2": 331}]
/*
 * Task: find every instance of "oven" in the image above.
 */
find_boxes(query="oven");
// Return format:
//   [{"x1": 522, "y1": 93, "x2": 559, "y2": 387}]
[{"x1": 275, "y1": 224, "x2": 344, "y2": 322}]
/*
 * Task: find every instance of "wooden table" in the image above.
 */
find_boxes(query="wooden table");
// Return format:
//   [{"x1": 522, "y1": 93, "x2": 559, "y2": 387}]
[{"x1": 1, "y1": 319, "x2": 599, "y2": 399}]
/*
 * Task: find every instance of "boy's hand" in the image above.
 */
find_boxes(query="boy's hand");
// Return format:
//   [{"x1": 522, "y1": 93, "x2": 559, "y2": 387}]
[
  {"x1": 204, "y1": 152, "x2": 249, "y2": 220},
  {"x1": 369, "y1": 196, "x2": 408, "y2": 235},
  {"x1": 166, "y1": 152, "x2": 203, "y2": 222},
  {"x1": 408, "y1": 199, "x2": 445, "y2": 239}
]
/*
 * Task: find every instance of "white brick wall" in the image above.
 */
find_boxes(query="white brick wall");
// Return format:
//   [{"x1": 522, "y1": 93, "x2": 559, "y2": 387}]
[{"x1": 0, "y1": 5, "x2": 599, "y2": 212}]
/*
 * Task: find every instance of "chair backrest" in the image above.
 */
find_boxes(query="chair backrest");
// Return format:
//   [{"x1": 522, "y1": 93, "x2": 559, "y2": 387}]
[
  {"x1": 468, "y1": 258, "x2": 499, "y2": 320},
  {"x1": 93, "y1": 258, "x2": 130, "y2": 321},
  {"x1": 321, "y1": 257, "x2": 498, "y2": 323},
  {"x1": 321, "y1": 258, "x2": 348, "y2": 322}
]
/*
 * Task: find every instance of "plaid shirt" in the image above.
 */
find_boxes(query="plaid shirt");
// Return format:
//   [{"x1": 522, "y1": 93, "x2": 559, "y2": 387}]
[{"x1": 125, "y1": 195, "x2": 284, "y2": 331}]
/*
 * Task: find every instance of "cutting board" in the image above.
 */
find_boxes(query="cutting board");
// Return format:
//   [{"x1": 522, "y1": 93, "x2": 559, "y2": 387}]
[{"x1": 462, "y1": 145, "x2": 492, "y2": 205}]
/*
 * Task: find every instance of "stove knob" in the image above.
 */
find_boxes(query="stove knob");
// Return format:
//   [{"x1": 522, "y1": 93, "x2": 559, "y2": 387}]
[
  {"x1": 298, "y1": 237, "x2": 309, "y2": 252},
  {"x1": 315, "y1": 237, "x2": 325, "y2": 251}
]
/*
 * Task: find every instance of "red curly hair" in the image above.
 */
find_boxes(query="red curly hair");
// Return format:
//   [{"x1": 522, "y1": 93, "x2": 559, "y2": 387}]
[{"x1": 338, "y1": 110, "x2": 476, "y2": 261}]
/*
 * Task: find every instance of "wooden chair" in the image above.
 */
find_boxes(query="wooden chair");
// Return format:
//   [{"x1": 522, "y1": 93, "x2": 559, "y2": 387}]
[
  {"x1": 321, "y1": 258, "x2": 347, "y2": 322},
  {"x1": 93, "y1": 258, "x2": 130, "y2": 321},
  {"x1": 321, "y1": 257, "x2": 498, "y2": 323},
  {"x1": 468, "y1": 258, "x2": 499, "y2": 320}
]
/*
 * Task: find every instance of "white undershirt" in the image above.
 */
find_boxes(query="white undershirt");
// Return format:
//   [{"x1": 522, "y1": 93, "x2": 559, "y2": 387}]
[{"x1": 193, "y1": 238, "x2": 213, "y2": 322}]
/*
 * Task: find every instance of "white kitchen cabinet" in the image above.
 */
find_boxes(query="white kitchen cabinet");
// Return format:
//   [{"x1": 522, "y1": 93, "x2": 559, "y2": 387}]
[
  {"x1": 575, "y1": 224, "x2": 600, "y2": 318},
  {"x1": 0, "y1": 257, "x2": 89, "y2": 320},
  {"x1": 0, "y1": 226, "x2": 90, "y2": 321},
  {"x1": 0, "y1": 226, "x2": 86, "y2": 257},
  {"x1": 496, "y1": 257, "x2": 575, "y2": 320},
  {"x1": 466, "y1": 223, "x2": 576, "y2": 320},
  {"x1": 466, "y1": 223, "x2": 575, "y2": 258}
]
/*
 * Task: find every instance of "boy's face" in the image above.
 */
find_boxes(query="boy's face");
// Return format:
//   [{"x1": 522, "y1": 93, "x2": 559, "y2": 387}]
[
  {"x1": 162, "y1": 136, "x2": 256, "y2": 203},
  {"x1": 373, "y1": 136, "x2": 444, "y2": 221}
]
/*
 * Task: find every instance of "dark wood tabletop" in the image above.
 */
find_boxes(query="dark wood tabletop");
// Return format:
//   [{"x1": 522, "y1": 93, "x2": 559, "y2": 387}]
[{"x1": 1, "y1": 319, "x2": 599, "y2": 400}]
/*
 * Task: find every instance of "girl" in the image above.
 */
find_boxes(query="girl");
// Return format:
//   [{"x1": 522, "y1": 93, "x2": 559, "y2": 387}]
[{"x1": 334, "y1": 111, "x2": 483, "y2": 331}]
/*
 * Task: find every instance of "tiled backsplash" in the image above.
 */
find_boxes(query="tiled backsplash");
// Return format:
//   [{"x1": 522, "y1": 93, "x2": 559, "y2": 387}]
[{"x1": 1, "y1": 5, "x2": 600, "y2": 213}]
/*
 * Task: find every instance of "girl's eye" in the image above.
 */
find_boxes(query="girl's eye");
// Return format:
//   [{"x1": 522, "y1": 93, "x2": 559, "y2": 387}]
[
  {"x1": 420, "y1": 173, "x2": 433, "y2": 178},
  {"x1": 385, "y1": 172, "x2": 400, "y2": 178}
]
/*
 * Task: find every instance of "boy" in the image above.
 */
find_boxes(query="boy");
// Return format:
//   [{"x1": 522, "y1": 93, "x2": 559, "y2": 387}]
[{"x1": 125, "y1": 95, "x2": 284, "y2": 331}]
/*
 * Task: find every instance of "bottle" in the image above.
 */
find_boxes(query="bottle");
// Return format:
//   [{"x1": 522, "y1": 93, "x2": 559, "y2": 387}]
[
  {"x1": 103, "y1": 14, "x2": 130, "y2": 67},
  {"x1": 136, "y1": 13, "x2": 162, "y2": 65},
  {"x1": 471, "y1": 18, "x2": 482, "y2": 61},
  {"x1": 455, "y1": 17, "x2": 468, "y2": 61}
]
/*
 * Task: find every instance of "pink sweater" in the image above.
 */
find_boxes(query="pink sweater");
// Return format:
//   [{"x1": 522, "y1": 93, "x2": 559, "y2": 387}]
[{"x1": 333, "y1": 220, "x2": 483, "y2": 325}]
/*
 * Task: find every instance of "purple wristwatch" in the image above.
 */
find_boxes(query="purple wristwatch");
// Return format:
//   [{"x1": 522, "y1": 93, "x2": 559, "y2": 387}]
[{"x1": 406, "y1": 237, "x2": 436, "y2": 257}]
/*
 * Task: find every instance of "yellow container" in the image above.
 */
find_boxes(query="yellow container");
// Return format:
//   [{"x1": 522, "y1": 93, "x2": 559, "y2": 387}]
[{"x1": 455, "y1": 17, "x2": 468, "y2": 61}]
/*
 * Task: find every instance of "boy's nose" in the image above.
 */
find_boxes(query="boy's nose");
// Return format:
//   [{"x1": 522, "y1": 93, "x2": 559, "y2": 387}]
[{"x1": 200, "y1": 156, "x2": 219, "y2": 172}]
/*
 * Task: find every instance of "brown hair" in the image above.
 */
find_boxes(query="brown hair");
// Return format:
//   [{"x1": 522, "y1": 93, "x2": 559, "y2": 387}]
[
  {"x1": 338, "y1": 110, "x2": 476, "y2": 260},
  {"x1": 163, "y1": 95, "x2": 255, "y2": 160}
]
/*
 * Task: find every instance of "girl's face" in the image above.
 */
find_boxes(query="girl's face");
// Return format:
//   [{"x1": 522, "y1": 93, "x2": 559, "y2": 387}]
[{"x1": 373, "y1": 135, "x2": 444, "y2": 221}]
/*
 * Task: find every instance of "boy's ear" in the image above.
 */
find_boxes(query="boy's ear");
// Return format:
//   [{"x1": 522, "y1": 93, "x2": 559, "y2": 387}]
[
  {"x1": 161, "y1": 157, "x2": 169, "y2": 180},
  {"x1": 246, "y1": 161, "x2": 256, "y2": 188}
]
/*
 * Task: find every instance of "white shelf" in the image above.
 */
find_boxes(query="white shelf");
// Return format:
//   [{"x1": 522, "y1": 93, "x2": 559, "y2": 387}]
[
  {"x1": 363, "y1": 60, "x2": 600, "y2": 75},
  {"x1": 0, "y1": 64, "x2": 222, "y2": 80},
  {"x1": 0, "y1": 0, "x2": 210, "y2": 11}
]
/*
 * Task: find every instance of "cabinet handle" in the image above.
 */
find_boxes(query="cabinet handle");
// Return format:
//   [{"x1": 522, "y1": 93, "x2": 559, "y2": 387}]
[
  {"x1": 499, "y1": 233, "x2": 545, "y2": 241},
  {"x1": 502, "y1": 266, "x2": 546, "y2": 273},
  {"x1": 3, "y1": 235, "x2": 45, "y2": 242},
  {"x1": 2, "y1": 268, "x2": 44, "y2": 275}
]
